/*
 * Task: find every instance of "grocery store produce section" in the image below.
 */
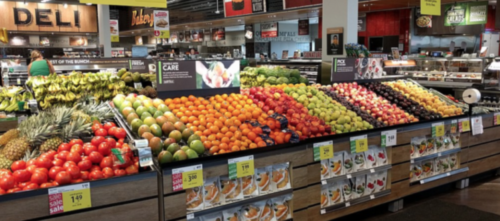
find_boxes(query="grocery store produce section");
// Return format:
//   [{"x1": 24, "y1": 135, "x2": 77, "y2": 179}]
[{"x1": 0, "y1": 63, "x2": 500, "y2": 221}]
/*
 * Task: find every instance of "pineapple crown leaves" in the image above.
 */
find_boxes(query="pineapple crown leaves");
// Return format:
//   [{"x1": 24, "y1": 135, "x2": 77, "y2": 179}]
[
  {"x1": 61, "y1": 117, "x2": 92, "y2": 142},
  {"x1": 22, "y1": 148, "x2": 40, "y2": 162}
]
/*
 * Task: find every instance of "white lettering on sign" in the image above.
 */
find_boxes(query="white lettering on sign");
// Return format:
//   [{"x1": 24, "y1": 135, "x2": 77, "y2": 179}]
[
  {"x1": 162, "y1": 63, "x2": 179, "y2": 71},
  {"x1": 131, "y1": 60, "x2": 144, "y2": 66}
]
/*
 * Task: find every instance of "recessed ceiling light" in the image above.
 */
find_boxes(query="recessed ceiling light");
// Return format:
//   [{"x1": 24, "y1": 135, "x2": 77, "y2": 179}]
[
  {"x1": 86, "y1": 3, "x2": 92, "y2": 5},
  {"x1": 64, "y1": 3, "x2": 67, "y2": 8}
]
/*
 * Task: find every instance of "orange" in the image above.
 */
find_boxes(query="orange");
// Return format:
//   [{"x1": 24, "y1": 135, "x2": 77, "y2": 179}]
[
  {"x1": 233, "y1": 119, "x2": 242, "y2": 127},
  {"x1": 172, "y1": 98, "x2": 180, "y2": 104},
  {"x1": 198, "y1": 125, "x2": 206, "y2": 131},
  {"x1": 224, "y1": 112, "x2": 232, "y2": 118},
  {"x1": 246, "y1": 99, "x2": 253, "y2": 105},
  {"x1": 195, "y1": 131, "x2": 203, "y2": 136},
  {"x1": 208, "y1": 135, "x2": 216, "y2": 141},
  {"x1": 188, "y1": 95, "x2": 196, "y2": 101},
  {"x1": 247, "y1": 132, "x2": 257, "y2": 141},
  {"x1": 257, "y1": 141, "x2": 267, "y2": 147},
  {"x1": 200, "y1": 136, "x2": 207, "y2": 142},
  {"x1": 176, "y1": 112, "x2": 184, "y2": 118},
  {"x1": 210, "y1": 125, "x2": 219, "y2": 133},
  {"x1": 229, "y1": 126, "x2": 238, "y2": 132},
  {"x1": 193, "y1": 120, "x2": 200, "y2": 126},
  {"x1": 203, "y1": 129, "x2": 212, "y2": 136},
  {"x1": 232, "y1": 109, "x2": 241, "y2": 116},
  {"x1": 212, "y1": 140, "x2": 221, "y2": 147},
  {"x1": 180, "y1": 96, "x2": 188, "y2": 103},
  {"x1": 188, "y1": 116, "x2": 197, "y2": 123},
  {"x1": 214, "y1": 120, "x2": 223, "y2": 128},
  {"x1": 209, "y1": 146, "x2": 219, "y2": 154},
  {"x1": 219, "y1": 143, "x2": 229, "y2": 150},
  {"x1": 165, "y1": 98, "x2": 172, "y2": 105},
  {"x1": 285, "y1": 134, "x2": 291, "y2": 143},
  {"x1": 180, "y1": 116, "x2": 188, "y2": 123},
  {"x1": 275, "y1": 136, "x2": 284, "y2": 145},
  {"x1": 252, "y1": 127, "x2": 263, "y2": 135},
  {"x1": 245, "y1": 112, "x2": 253, "y2": 120},
  {"x1": 234, "y1": 131, "x2": 242, "y2": 140},
  {"x1": 221, "y1": 137, "x2": 230, "y2": 144},
  {"x1": 238, "y1": 114, "x2": 246, "y2": 122},
  {"x1": 252, "y1": 110, "x2": 260, "y2": 119},
  {"x1": 225, "y1": 131, "x2": 234, "y2": 138},
  {"x1": 239, "y1": 124, "x2": 249, "y2": 130},
  {"x1": 242, "y1": 128, "x2": 251, "y2": 136},
  {"x1": 220, "y1": 127, "x2": 229, "y2": 134},
  {"x1": 216, "y1": 133, "x2": 225, "y2": 140},
  {"x1": 189, "y1": 126, "x2": 198, "y2": 132},
  {"x1": 231, "y1": 146, "x2": 240, "y2": 152},
  {"x1": 203, "y1": 141, "x2": 212, "y2": 149}
]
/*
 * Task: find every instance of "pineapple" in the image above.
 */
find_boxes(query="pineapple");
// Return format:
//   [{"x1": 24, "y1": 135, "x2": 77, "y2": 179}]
[
  {"x1": 40, "y1": 137, "x2": 63, "y2": 153},
  {"x1": 61, "y1": 117, "x2": 92, "y2": 142},
  {"x1": 0, "y1": 129, "x2": 19, "y2": 146},
  {"x1": 2, "y1": 137, "x2": 30, "y2": 161},
  {"x1": 0, "y1": 154, "x2": 12, "y2": 169},
  {"x1": 71, "y1": 110, "x2": 91, "y2": 124},
  {"x1": 22, "y1": 149, "x2": 40, "y2": 162}
]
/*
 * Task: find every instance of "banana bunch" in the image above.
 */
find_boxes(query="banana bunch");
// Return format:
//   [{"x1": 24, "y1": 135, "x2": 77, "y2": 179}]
[
  {"x1": 4, "y1": 96, "x2": 19, "y2": 112},
  {"x1": 0, "y1": 100, "x2": 9, "y2": 110}
]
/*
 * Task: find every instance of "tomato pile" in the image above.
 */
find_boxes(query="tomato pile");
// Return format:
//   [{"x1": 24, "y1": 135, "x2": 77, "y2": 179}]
[{"x1": 0, "y1": 122, "x2": 138, "y2": 195}]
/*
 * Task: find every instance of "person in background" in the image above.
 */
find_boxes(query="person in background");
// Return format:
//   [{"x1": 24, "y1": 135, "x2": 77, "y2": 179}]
[
  {"x1": 28, "y1": 50, "x2": 55, "y2": 76},
  {"x1": 189, "y1": 48, "x2": 198, "y2": 59},
  {"x1": 170, "y1": 49, "x2": 177, "y2": 58},
  {"x1": 260, "y1": 53, "x2": 267, "y2": 61}
]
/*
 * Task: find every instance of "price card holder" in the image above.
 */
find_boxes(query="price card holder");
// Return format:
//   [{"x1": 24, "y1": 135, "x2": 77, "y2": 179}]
[
  {"x1": 138, "y1": 148, "x2": 153, "y2": 167},
  {"x1": 450, "y1": 120, "x2": 458, "y2": 134},
  {"x1": 350, "y1": 135, "x2": 368, "y2": 153},
  {"x1": 494, "y1": 113, "x2": 500, "y2": 126},
  {"x1": 370, "y1": 195, "x2": 375, "y2": 200},
  {"x1": 228, "y1": 155, "x2": 254, "y2": 179},
  {"x1": 186, "y1": 213, "x2": 195, "y2": 220},
  {"x1": 432, "y1": 122, "x2": 445, "y2": 137},
  {"x1": 313, "y1": 141, "x2": 334, "y2": 161},
  {"x1": 172, "y1": 164, "x2": 203, "y2": 191},
  {"x1": 471, "y1": 116, "x2": 483, "y2": 136},
  {"x1": 345, "y1": 202, "x2": 351, "y2": 207},
  {"x1": 381, "y1": 130, "x2": 397, "y2": 148},
  {"x1": 134, "y1": 82, "x2": 143, "y2": 89},
  {"x1": 28, "y1": 99, "x2": 39, "y2": 113},
  {"x1": 48, "y1": 183, "x2": 91, "y2": 215},
  {"x1": 458, "y1": 118, "x2": 470, "y2": 132},
  {"x1": 17, "y1": 78, "x2": 21, "y2": 85}
]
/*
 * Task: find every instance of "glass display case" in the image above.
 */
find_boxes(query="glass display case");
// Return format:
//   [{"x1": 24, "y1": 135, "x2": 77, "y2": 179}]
[
  {"x1": 484, "y1": 57, "x2": 500, "y2": 90},
  {"x1": 383, "y1": 58, "x2": 488, "y2": 88}
]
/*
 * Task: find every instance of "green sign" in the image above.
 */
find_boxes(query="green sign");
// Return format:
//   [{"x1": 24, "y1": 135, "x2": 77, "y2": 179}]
[{"x1": 445, "y1": 2, "x2": 487, "y2": 26}]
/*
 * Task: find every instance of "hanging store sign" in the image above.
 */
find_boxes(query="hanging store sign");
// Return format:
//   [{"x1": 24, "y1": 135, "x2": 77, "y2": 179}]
[
  {"x1": 224, "y1": 0, "x2": 266, "y2": 17},
  {"x1": 283, "y1": 0, "x2": 321, "y2": 9},
  {"x1": 261, "y1": 22, "x2": 278, "y2": 38},
  {"x1": 445, "y1": 2, "x2": 488, "y2": 26},
  {"x1": 153, "y1": 10, "x2": 170, "y2": 39},
  {"x1": 0, "y1": 2, "x2": 97, "y2": 33},
  {"x1": 421, "y1": 0, "x2": 441, "y2": 16},
  {"x1": 298, "y1": 19, "x2": 309, "y2": 36},
  {"x1": 110, "y1": 20, "x2": 119, "y2": 42},
  {"x1": 80, "y1": 0, "x2": 166, "y2": 8},
  {"x1": 327, "y1": 27, "x2": 344, "y2": 55}
]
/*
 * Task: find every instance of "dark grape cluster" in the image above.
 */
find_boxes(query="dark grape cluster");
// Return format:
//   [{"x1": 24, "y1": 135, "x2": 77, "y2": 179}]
[
  {"x1": 363, "y1": 82, "x2": 442, "y2": 121},
  {"x1": 320, "y1": 88, "x2": 385, "y2": 128}
]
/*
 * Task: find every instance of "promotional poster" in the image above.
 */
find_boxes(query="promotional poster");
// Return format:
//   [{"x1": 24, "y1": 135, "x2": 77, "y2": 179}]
[
  {"x1": 261, "y1": 22, "x2": 278, "y2": 38},
  {"x1": 223, "y1": 0, "x2": 266, "y2": 17},
  {"x1": 327, "y1": 27, "x2": 344, "y2": 55},
  {"x1": 153, "y1": 10, "x2": 170, "y2": 38}
]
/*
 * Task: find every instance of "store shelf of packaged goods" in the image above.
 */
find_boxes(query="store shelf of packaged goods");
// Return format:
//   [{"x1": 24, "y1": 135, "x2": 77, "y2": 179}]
[
  {"x1": 411, "y1": 167, "x2": 469, "y2": 185},
  {"x1": 320, "y1": 189, "x2": 391, "y2": 214},
  {"x1": 410, "y1": 148, "x2": 462, "y2": 163},
  {"x1": 186, "y1": 188, "x2": 294, "y2": 220},
  {"x1": 321, "y1": 165, "x2": 392, "y2": 185}
]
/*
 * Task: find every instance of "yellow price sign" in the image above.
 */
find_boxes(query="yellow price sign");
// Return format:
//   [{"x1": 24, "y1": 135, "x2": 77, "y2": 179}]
[
  {"x1": 313, "y1": 141, "x2": 333, "y2": 161},
  {"x1": 495, "y1": 113, "x2": 500, "y2": 125},
  {"x1": 172, "y1": 164, "x2": 203, "y2": 191},
  {"x1": 158, "y1": 30, "x2": 170, "y2": 39},
  {"x1": 229, "y1": 155, "x2": 254, "y2": 179},
  {"x1": 459, "y1": 118, "x2": 470, "y2": 132},
  {"x1": 111, "y1": 35, "x2": 119, "y2": 42},
  {"x1": 49, "y1": 183, "x2": 91, "y2": 215},
  {"x1": 432, "y1": 122, "x2": 445, "y2": 137},
  {"x1": 350, "y1": 135, "x2": 368, "y2": 153}
]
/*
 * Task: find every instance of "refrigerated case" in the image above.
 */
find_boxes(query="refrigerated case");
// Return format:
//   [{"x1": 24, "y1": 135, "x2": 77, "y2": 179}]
[{"x1": 1, "y1": 59, "x2": 28, "y2": 87}]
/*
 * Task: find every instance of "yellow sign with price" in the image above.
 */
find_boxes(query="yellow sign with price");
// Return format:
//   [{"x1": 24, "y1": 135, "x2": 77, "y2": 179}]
[
  {"x1": 432, "y1": 122, "x2": 445, "y2": 137},
  {"x1": 62, "y1": 188, "x2": 91, "y2": 212},
  {"x1": 229, "y1": 155, "x2": 254, "y2": 179},
  {"x1": 313, "y1": 141, "x2": 333, "y2": 161},
  {"x1": 459, "y1": 118, "x2": 470, "y2": 132},
  {"x1": 350, "y1": 135, "x2": 368, "y2": 153},
  {"x1": 49, "y1": 183, "x2": 91, "y2": 215},
  {"x1": 182, "y1": 169, "x2": 204, "y2": 190}
]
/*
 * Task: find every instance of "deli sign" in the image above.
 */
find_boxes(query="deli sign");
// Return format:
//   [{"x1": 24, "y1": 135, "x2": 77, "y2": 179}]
[{"x1": 0, "y1": 2, "x2": 97, "y2": 33}]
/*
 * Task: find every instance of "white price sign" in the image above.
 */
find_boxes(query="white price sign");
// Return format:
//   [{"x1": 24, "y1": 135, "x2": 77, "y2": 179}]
[
  {"x1": 471, "y1": 116, "x2": 484, "y2": 136},
  {"x1": 134, "y1": 82, "x2": 143, "y2": 89},
  {"x1": 381, "y1": 130, "x2": 397, "y2": 147},
  {"x1": 138, "y1": 148, "x2": 153, "y2": 167}
]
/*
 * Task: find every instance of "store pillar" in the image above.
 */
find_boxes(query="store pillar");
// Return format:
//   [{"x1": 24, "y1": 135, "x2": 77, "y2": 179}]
[
  {"x1": 98, "y1": 4, "x2": 112, "y2": 57},
  {"x1": 322, "y1": 0, "x2": 358, "y2": 61}
]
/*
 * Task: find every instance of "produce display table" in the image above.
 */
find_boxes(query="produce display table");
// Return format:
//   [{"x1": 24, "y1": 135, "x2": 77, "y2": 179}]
[{"x1": 1, "y1": 113, "x2": 500, "y2": 221}]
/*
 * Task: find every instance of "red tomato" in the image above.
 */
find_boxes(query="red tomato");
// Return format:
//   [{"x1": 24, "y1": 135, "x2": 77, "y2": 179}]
[
  {"x1": 103, "y1": 122, "x2": 116, "y2": 131},
  {"x1": 0, "y1": 188, "x2": 5, "y2": 195},
  {"x1": 105, "y1": 138, "x2": 116, "y2": 149},
  {"x1": 49, "y1": 166, "x2": 64, "y2": 180},
  {"x1": 0, "y1": 169, "x2": 12, "y2": 177},
  {"x1": 95, "y1": 128, "x2": 108, "y2": 137},
  {"x1": 68, "y1": 139, "x2": 83, "y2": 147},
  {"x1": 77, "y1": 159, "x2": 93, "y2": 171},
  {"x1": 70, "y1": 144, "x2": 84, "y2": 155},
  {"x1": 52, "y1": 159, "x2": 65, "y2": 167},
  {"x1": 23, "y1": 183, "x2": 39, "y2": 190},
  {"x1": 100, "y1": 157, "x2": 114, "y2": 168},
  {"x1": 55, "y1": 171, "x2": 71, "y2": 185},
  {"x1": 63, "y1": 161, "x2": 77, "y2": 170},
  {"x1": 58, "y1": 143, "x2": 71, "y2": 152},
  {"x1": 71, "y1": 179, "x2": 83, "y2": 184},
  {"x1": 115, "y1": 129, "x2": 127, "y2": 140},
  {"x1": 17, "y1": 182, "x2": 31, "y2": 189},
  {"x1": 83, "y1": 144, "x2": 97, "y2": 156},
  {"x1": 31, "y1": 172, "x2": 48, "y2": 185},
  {"x1": 125, "y1": 165, "x2": 138, "y2": 175},
  {"x1": 89, "y1": 171, "x2": 104, "y2": 180},
  {"x1": 13, "y1": 169, "x2": 31, "y2": 183},
  {"x1": 98, "y1": 143, "x2": 111, "y2": 156},
  {"x1": 91, "y1": 123, "x2": 103, "y2": 132},
  {"x1": 10, "y1": 160, "x2": 26, "y2": 171},
  {"x1": 35, "y1": 168, "x2": 48, "y2": 175},
  {"x1": 115, "y1": 142, "x2": 123, "y2": 148},
  {"x1": 67, "y1": 166, "x2": 81, "y2": 179},
  {"x1": 7, "y1": 187, "x2": 21, "y2": 193},
  {"x1": 40, "y1": 182, "x2": 54, "y2": 188},
  {"x1": 118, "y1": 138, "x2": 125, "y2": 144},
  {"x1": 26, "y1": 165, "x2": 38, "y2": 174},
  {"x1": 91, "y1": 136, "x2": 105, "y2": 147},
  {"x1": 102, "y1": 167, "x2": 114, "y2": 178},
  {"x1": 114, "y1": 169, "x2": 127, "y2": 177},
  {"x1": 35, "y1": 157, "x2": 52, "y2": 169},
  {"x1": 119, "y1": 155, "x2": 132, "y2": 169},
  {"x1": 66, "y1": 152, "x2": 82, "y2": 163},
  {"x1": 80, "y1": 171, "x2": 90, "y2": 180},
  {"x1": 42, "y1": 150, "x2": 57, "y2": 161},
  {"x1": 108, "y1": 127, "x2": 118, "y2": 137},
  {"x1": 26, "y1": 159, "x2": 36, "y2": 166},
  {"x1": 90, "y1": 166, "x2": 101, "y2": 172},
  {"x1": 121, "y1": 145, "x2": 132, "y2": 155},
  {"x1": 88, "y1": 151, "x2": 104, "y2": 164},
  {"x1": 55, "y1": 151, "x2": 70, "y2": 161}
]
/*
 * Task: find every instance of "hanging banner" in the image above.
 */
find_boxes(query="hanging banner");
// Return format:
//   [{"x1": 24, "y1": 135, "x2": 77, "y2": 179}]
[
  {"x1": 261, "y1": 22, "x2": 278, "y2": 38},
  {"x1": 421, "y1": 0, "x2": 441, "y2": 16},
  {"x1": 153, "y1": 10, "x2": 170, "y2": 38},
  {"x1": 245, "y1": 25, "x2": 254, "y2": 39},
  {"x1": 223, "y1": 0, "x2": 266, "y2": 17},
  {"x1": 415, "y1": 8, "x2": 432, "y2": 28},
  {"x1": 298, "y1": 19, "x2": 309, "y2": 36},
  {"x1": 445, "y1": 2, "x2": 488, "y2": 26},
  {"x1": 327, "y1": 27, "x2": 344, "y2": 55},
  {"x1": 80, "y1": 0, "x2": 166, "y2": 8},
  {"x1": 110, "y1": 20, "x2": 119, "y2": 42}
]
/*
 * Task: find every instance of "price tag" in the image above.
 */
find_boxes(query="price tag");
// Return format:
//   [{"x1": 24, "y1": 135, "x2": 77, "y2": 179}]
[
  {"x1": 48, "y1": 183, "x2": 91, "y2": 215},
  {"x1": 370, "y1": 168, "x2": 375, "y2": 173},
  {"x1": 138, "y1": 148, "x2": 153, "y2": 167},
  {"x1": 134, "y1": 139, "x2": 148, "y2": 148},
  {"x1": 459, "y1": 118, "x2": 470, "y2": 132},
  {"x1": 432, "y1": 122, "x2": 445, "y2": 137},
  {"x1": 17, "y1": 78, "x2": 21, "y2": 85},
  {"x1": 494, "y1": 113, "x2": 500, "y2": 126},
  {"x1": 345, "y1": 202, "x2": 351, "y2": 207},
  {"x1": 17, "y1": 115, "x2": 26, "y2": 124},
  {"x1": 134, "y1": 82, "x2": 143, "y2": 89},
  {"x1": 471, "y1": 116, "x2": 483, "y2": 136},
  {"x1": 346, "y1": 174, "x2": 352, "y2": 179},
  {"x1": 313, "y1": 141, "x2": 334, "y2": 161},
  {"x1": 370, "y1": 195, "x2": 375, "y2": 200},
  {"x1": 350, "y1": 135, "x2": 368, "y2": 153},
  {"x1": 381, "y1": 130, "x2": 397, "y2": 148},
  {"x1": 186, "y1": 213, "x2": 195, "y2": 220},
  {"x1": 322, "y1": 180, "x2": 327, "y2": 185},
  {"x1": 420, "y1": 180, "x2": 425, "y2": 184},
  {"x1": 172, "y1": 164, "x2": 203, "y2": 191},
  {"x1": 411, "y1": 159, "x2": 415, "y2": 164},
  {"x1": 228, "y1": 155, "x2": 254, "y2": 179},
  {"x1": 446, "y1": 172, "x2": 451, "y2": 176},
  {"x1": 438, "y1": 153, "x2": 442, "y2": 157},
  {"x1": 320, "y1": 209, "x2": 326, "y2": 214},
  {"x1": 450, "y1": 120, "x2": 458, "y2": 134}
]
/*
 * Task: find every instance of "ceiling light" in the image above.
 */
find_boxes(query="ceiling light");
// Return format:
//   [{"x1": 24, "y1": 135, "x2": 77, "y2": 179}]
[
  {"x1": 86, "y1": 3, "x2": 92, "y2": 5},
  {"x1": 64, "y1": 3, "x2": 67, "y2": 8}
]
